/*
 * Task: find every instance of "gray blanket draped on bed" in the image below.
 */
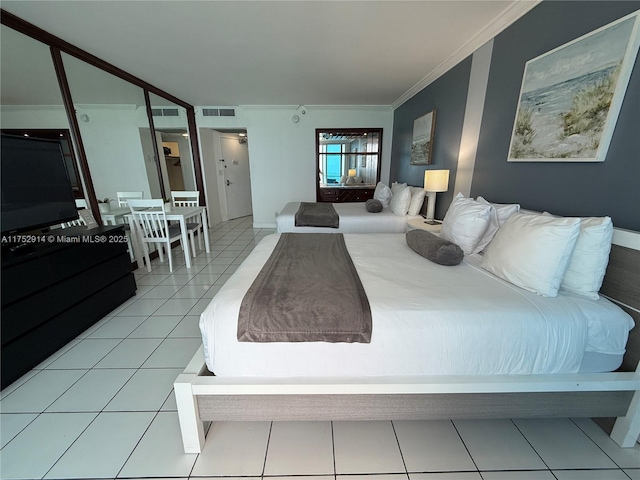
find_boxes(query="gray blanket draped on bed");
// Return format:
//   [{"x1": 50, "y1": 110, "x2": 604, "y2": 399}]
[
  {"x1": 294, "y1": 202, "x2": 339, "y2": 228},
  {"x1": 238, "y1": 233, "x2": 372, "y2": 343}
]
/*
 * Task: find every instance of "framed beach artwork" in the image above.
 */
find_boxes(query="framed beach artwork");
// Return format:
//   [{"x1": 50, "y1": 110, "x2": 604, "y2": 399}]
[
  {"x1": 508, "y1": 10, "x2": 640, "y2": 162},
  {"x1": 410, "y1": 110, "x2": 436, "y2": 165}
]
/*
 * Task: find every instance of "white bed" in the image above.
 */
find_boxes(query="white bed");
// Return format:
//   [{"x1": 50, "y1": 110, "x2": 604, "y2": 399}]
[
  {"x1": 201, "y1": 234, "x2": 632, "y2": 377},
  {"x1": 176, "y1": 231, "x2": 640, "y2": 453},
  {"x1": 276, "y1": 202, "x2": 418, "y2": 233}
]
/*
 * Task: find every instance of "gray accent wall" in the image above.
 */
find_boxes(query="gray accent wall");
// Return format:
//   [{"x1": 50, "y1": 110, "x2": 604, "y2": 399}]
[
  {"x1": 390, "y1": 58, "x2": 471, "y2": 220},
  {"x1": 390, "y1": 1, "x2": 639, "y2": 230}
]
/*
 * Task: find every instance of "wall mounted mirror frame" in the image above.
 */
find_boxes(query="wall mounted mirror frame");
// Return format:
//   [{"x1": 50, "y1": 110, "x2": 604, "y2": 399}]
[
  {"x1": 0, "y1": 10, "x2": 204, "y2": 225},
  {"x1": 316, "y1": 128, "x2": 382, "y2": 203}
]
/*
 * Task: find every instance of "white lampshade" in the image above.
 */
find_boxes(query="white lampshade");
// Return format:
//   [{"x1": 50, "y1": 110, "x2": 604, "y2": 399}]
[
  {"x1": 424, "y1": 169, "x2": 449, "y2": 192},
  {"x1": 348, "y1": 168, "x2": 357, "y2": 177},
  {"x1": 423, "y1": 169, "x2": 449, "y2": 224}
]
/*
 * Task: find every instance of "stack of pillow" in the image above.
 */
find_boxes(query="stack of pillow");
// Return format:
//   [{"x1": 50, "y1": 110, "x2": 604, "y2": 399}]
[
  {"x1": 372, "y1": 181, "x2": 426, "y2": 216},
  {"x1": 437, "y1": 193, "x2": 613, "y2": 299}
]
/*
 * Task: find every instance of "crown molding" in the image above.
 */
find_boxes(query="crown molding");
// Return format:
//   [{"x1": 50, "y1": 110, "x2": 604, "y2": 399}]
[
  {"x1": 392, "y1": 0, "x2": 542, "y2": 110},
  {"x1": 237, "y1": 104, "x2": 393, "y2": 111}
]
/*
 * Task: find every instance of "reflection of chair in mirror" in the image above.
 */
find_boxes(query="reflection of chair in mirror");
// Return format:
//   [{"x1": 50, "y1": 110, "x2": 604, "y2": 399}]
[
  {"x1": 61, "y1": 214, "x2": 86, "y2": 229},
  {"x1": 116, "y1": 191, "x2": 143, "y2": 260},
  {"x1": 171, "y1": 190, "x2": 202, "y2": 254},
  {"x1": 128, "y1": 199, "x2": 197, "y2": 272},
  {"x1": 117, "y1": 191, "x2": 143, "y2": 208}
]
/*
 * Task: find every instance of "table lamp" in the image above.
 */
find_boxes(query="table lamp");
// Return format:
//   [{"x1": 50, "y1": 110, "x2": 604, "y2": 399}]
[{"x1": 424, "y1": 169, "x2": 449, "y2": 224}]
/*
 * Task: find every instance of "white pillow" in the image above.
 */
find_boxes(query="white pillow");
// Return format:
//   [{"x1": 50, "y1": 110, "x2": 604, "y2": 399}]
[
  {"x1": 373, "y1": 182, "x2": 392, "y2": 208},
  {"x1": 476, "y1": 196, "x2": 520, "y2": 226},
  {"x1": 480, "y1": 212, "x2": 581, "y2": 297},
  {"x1": 391, "y1": 182, "x2": 407, "y2": 195},
  {"x1": 389, "y1": 184, "x2": 412, "y2": 216},
  {"x1": 543, "y1": 215, "x2": 612, "y2": 299},
  {"x1": 407, "y1": 186, "x2": 426, "y2": 216},
  {"x1": 440, "y1": 193, "x2": 496, "y2": 255}
]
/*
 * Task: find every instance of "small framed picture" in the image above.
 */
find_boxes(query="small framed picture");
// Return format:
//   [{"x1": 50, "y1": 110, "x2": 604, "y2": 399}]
[{"x1": 410, "y1": 110, "x2": 436, "y2": 165}]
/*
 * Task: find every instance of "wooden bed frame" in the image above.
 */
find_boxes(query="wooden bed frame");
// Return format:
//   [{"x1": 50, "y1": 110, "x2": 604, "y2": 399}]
[{"x1": 175, "y1": 228, "x2": 640, "y2": 453}]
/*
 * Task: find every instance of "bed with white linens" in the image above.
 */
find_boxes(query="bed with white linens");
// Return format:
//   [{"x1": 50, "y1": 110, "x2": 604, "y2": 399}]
[
  {"x1": 201, "y1": 233, "x2": 631, "y2": 377},
  {"x1": 175, "y1": 195, "x2": 640, "y2": 453},
  {"x1": 275, "y1": 182, "x2": 424, "y2": 233},
  {"x1": 276, "y1": 201, "x2": 419, "y2": 233}
]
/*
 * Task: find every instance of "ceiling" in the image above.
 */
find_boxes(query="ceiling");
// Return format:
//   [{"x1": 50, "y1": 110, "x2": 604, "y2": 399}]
[{"x1": 1, "y1": 1, "x2": 539, "y2": 108}]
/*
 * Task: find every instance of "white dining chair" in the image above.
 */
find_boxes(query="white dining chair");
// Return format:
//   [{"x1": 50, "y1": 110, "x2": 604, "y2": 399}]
[
  {"x1": 117, "y1": 191, "x2": 143, "y2": 207},
  {"x1": 171, "y1": 190, "x2": 203, "y2": 253},
  {"x1": 115, "y1": 192, "x2": 144, "y2": 260},
  {"x1": 128, "y1": 199, "x2": 197, "y2": 272}
]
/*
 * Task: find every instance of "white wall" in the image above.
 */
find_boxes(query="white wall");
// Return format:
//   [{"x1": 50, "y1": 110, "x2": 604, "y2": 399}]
[
  {"x1": 199, "y1": 129, "x2": 224, "y2": 227},
  {"x1": 74, "y1": 105, "x2": 153, "y2": 203},
  {"x1": 196, "y1": 105, "x2": 393, "y2": 227},
  {"x1": 1, "y1": 105, "x2": 69, "y2": 129},
  {"x1": 177, "y1": 136, "x2": 195, "y2": 191}
]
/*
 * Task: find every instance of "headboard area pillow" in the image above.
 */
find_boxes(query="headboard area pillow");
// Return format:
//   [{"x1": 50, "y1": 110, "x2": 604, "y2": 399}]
[
  {"x1": 476, "y1": 196, "x2": 520, "y2": 226},
  {"x1": 480, "y1": 212, "x2": 581, "y2": 297},
  {"x1": 373, "y1": 182, "x2": 392, "y2": 208},
  {"x1": 406, "y1": 230, "x2": 464, "y2": 266},
  {"x1": 440, "y1": 193, "x2": 498, "y2": 255},
  {"x1": 543, "y1": 214, "x2": 613, "y2": 300},
  {"x1": 389, "y1": 184, "x2": 412, "y2": 216},
  {"x1": 391, "y1": 182, "x2": 408, "y2": 195},
  {"x1": 407, "y1": 187, "x2": 427, "y2": 216}
]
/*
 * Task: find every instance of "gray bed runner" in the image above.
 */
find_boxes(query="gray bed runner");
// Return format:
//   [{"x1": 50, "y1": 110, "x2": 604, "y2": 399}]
[
  {"x1": 238, "y1": 233, "x2": 372, "y2": 343},
  {"x1": 294, "y1": 202, "x2": 339, "y2": 228}
]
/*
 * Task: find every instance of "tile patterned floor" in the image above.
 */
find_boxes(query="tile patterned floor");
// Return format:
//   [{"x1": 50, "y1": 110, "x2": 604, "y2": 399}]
[{"x1": 1, "y1": 216, "x2": 638, "y2": 479}]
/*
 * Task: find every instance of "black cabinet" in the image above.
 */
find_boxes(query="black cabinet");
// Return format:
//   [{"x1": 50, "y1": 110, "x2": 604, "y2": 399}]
[
  {"x1": 1, "y1": 225, "x2": 136, "y2": 389},
  {"x1": 318, "y1": 187, "x2": 375, "y2": 203}
]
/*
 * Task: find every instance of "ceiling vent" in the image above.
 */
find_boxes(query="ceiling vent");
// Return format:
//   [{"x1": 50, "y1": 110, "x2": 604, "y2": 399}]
[
  {"x1": 152, "y1": 107, "x2": 180, "y2": 117},
  {"x1": 203, "y1": 108, "x2": 236, "y2": 117}
]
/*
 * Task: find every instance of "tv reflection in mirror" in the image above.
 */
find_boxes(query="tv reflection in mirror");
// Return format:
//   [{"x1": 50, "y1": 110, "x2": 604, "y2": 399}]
[{"x1": 1, "y1": 134, "x2": 79, "y2": 237}]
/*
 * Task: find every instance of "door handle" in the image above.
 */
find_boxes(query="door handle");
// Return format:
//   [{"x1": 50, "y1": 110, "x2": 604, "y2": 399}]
[{"x1": 226, "y1": 180, "x2": 232, "y2": 186}]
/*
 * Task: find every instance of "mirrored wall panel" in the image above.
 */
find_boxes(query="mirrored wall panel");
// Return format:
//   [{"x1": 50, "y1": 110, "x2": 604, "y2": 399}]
[
  {"x1": 149, "y1": 92, "x2": 196, "y2": 196},
  {"x1": 61, "y1": 52, "x2": 160, "y2": 211},
  {"x1": 0, "y1": 25, "x2": 88, "y2": 208}
]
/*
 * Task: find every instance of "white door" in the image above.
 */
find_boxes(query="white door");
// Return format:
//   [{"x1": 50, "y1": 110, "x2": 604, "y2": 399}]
[{"x1": 221, "y1": 135, "x2": 252, "y2": 219}]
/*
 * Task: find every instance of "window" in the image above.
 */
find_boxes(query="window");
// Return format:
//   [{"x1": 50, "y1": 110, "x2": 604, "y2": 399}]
[{"x1": 324, "y1": 143, "x2": 344, "y2": 184}]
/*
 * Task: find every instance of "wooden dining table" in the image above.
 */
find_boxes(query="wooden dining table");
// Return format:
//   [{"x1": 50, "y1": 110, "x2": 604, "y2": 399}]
[{"x1": 126, "y1": 204, "x2": 210, "y2": 270}]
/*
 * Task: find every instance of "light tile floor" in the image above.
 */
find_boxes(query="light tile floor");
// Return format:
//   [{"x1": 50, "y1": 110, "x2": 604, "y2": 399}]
[{"x1": 1, "y1": 216, "x2": 639, "y2": 479}]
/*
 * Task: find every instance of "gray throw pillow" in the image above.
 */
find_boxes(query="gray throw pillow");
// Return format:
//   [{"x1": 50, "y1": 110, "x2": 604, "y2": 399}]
[
  {"x1": 406, "y1": 229, "x2": 464, "y2": 266},
  {"x1": 365, "y1": 199, "x2": 383, "y2": 213}
]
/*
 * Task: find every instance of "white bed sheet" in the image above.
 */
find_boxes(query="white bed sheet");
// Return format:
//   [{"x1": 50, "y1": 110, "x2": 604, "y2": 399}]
[
  {"x1": 276, "y1": 201, "x2": 417, "y2": 233},
  {"x1": 199, "y1": 234, "x2": 634, "y2": 377}
]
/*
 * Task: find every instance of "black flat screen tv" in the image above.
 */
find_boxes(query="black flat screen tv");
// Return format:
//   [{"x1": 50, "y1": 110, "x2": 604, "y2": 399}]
[{"x1": 1, "y1": 134, "x2": 79, "y2": 235}]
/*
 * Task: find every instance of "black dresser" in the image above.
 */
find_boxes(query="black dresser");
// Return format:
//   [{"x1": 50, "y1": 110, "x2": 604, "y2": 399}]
[{"x1": 1, "y1": 225, "x2": 137, "y2": 389}]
